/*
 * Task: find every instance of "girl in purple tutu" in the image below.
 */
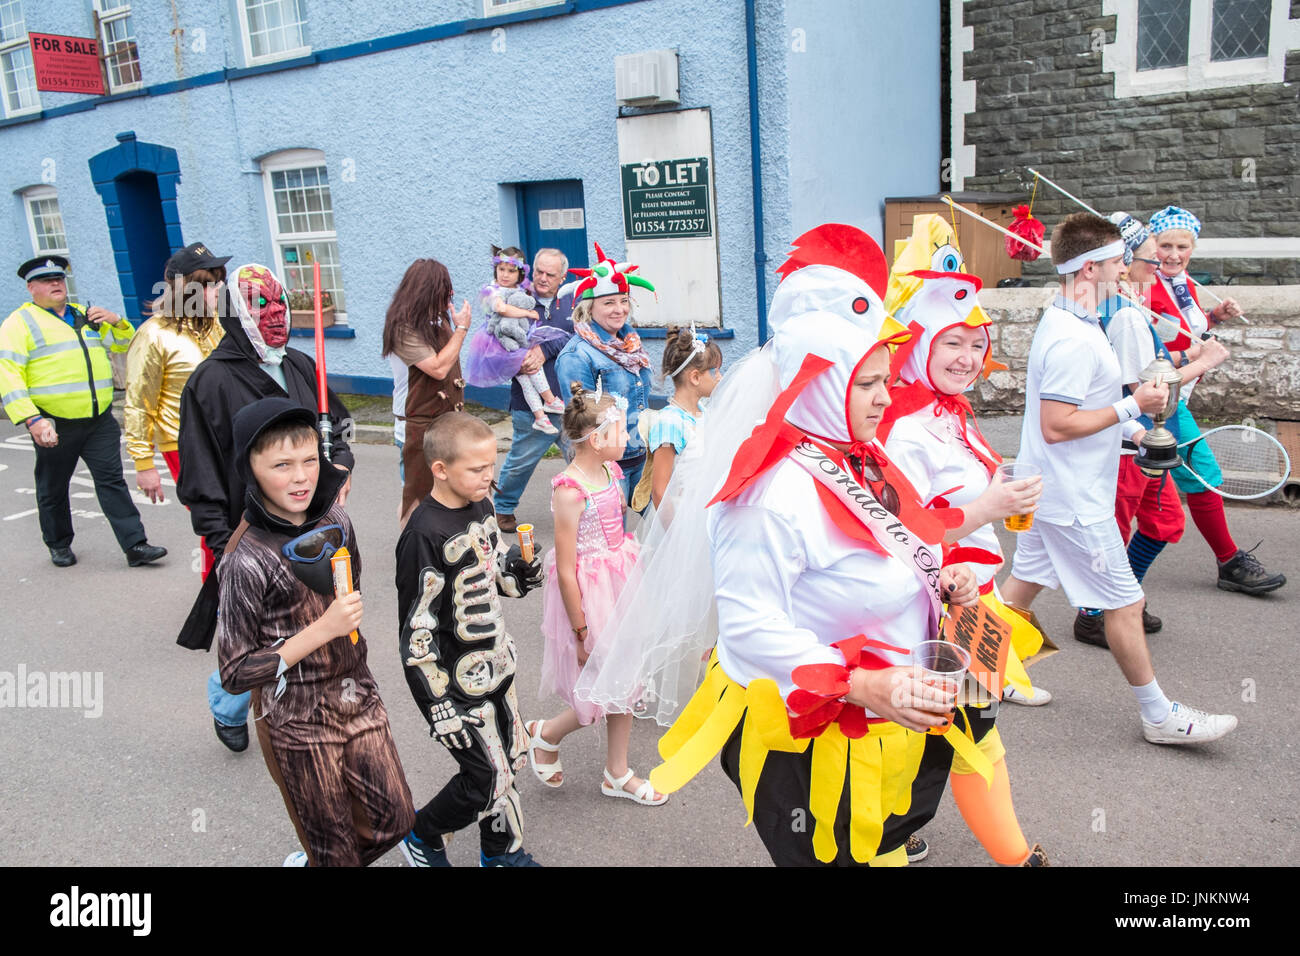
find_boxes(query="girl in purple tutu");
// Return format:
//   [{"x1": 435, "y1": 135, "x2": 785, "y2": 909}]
[{"x1": 463, "y1": 245, "x2": 567, "y2": 435}]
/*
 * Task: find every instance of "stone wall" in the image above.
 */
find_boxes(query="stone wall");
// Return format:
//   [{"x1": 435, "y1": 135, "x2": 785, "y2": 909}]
[
  {"x1": 958, "y1": 0, "x2": 1300, "y2": 283},
  {"x1": 971, "y1": 285, "x2": 1300, "y2": 420}
]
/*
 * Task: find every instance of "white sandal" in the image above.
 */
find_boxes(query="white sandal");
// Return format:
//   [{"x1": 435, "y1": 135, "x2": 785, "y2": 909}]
[
  {"x1": 601, "y1": 767, "x2": 668, "y2": 806},
  {"x1": 525, "y1": 720, "x2": 563, "y2": 788}
]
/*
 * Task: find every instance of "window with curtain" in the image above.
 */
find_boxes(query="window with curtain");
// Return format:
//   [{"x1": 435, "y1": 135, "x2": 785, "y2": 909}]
[
  {"x1": 0, "y1": 0, "x2": 39, "y2": 116},
  {"x1": 260, "y1": 150, "x2": 347, "y2": 317},
  {"x1": 94, "y1": 1, "x2": 142, "y2": 92},
  {"x1": 239, "y1": 0, "x2": 309, "y2": 64},
  {"x1": 24, "y1": 186, "x2": 78, "y2": 300}
]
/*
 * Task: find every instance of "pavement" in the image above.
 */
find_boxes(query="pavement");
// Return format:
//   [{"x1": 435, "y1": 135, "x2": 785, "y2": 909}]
[{"x1": 1, "y1": 414, "x2": 1297, "y2": 867}]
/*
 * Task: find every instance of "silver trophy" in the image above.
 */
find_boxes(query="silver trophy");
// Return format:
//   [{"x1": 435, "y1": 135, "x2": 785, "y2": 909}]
[{"x1": 1134, "y1": 358, "x2": 1183, "y2": 478}]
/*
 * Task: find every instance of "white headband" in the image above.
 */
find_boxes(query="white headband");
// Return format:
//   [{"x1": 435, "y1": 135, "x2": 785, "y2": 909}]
[
  {"x1": 667, "y1": 323, "x2": 710, "y2": 380},
  {"x1": 573, "y1": 401, "x2": 628, "y2": 444},
  {"x1": 1055, "y1": 240, "x2": 1126, "y2": 275}
]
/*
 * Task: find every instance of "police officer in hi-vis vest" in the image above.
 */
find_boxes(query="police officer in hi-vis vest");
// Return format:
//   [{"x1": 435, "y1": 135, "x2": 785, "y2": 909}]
[{"x1": 0, "y1": 255, "x2": 167, "y2": 568}]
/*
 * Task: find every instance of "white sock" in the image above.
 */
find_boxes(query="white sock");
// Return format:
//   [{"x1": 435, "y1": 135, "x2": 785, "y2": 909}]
[{"x1": 1133, "y1": 678, "x2": 1172, "y2": 724}]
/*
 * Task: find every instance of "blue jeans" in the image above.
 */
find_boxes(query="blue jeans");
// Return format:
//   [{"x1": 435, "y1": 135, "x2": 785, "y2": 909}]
[
  {"x1": 618, "y1": 455, "x2": 645, "y2": 513},
  {"x1": 396, "y1": 438, "x2": 404, "y2": 483},
  {"x1": 208, "y1": 669, "x2": 251, "y2": 727},
  {"x1": 494, "y1": 409, "x2": 565, "y2": 515}
]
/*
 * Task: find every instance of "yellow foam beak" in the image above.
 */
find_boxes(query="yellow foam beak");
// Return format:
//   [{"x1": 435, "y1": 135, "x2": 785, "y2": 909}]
[
  {"x1": 963, "y1": 304, "x2": 992, "y2": 329},
  {"x1": 878, "y1": 313, "x2": 909, "y2": 342}
]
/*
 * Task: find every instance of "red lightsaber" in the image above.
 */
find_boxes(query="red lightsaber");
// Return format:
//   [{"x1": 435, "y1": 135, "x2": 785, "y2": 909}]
[{"x1": 313, "y1": 260, "x2": 333, "y2": 461}]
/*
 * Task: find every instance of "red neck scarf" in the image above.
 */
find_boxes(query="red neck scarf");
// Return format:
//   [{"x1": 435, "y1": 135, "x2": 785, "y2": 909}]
[{"x1": 878, "y1": 379, "x2": 1002, "y2": 477}]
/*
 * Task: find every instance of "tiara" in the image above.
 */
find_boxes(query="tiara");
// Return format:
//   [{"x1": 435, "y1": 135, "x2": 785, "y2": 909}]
[
  {"x1": 492, "y1": 254, "x2": 530, "y2": 275},
  {"x1": 573, "y1": 403, "x2": 627, "y2": 444}
]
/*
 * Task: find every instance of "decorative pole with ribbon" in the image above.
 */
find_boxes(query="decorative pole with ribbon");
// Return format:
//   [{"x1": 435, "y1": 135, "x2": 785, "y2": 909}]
[
  {"x1": 1025, "y1": 167, "x2": 1247, "y2": 322},
  {"x1": 942, "y1": 195, "x2": 1198, "y2": 347},
  {"x1": 312, "y1": 259, "x2": 333, "y2": 461}
]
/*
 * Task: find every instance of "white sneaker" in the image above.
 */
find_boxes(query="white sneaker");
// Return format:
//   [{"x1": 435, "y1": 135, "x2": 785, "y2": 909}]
[
  {"x1": 283, "y1": 851, "x2": 308, "y2": 867},
  {"x1": 532, "y1": 418, "x2": 559, "y2": 436},
  {"x1": 1003, "y1": 684, "x2": 1052, "y2": 706},
  {"x1": 543, "y1": 398, "x2": 566, "y2": 414},
  {"x1": 1142, "y1": 701, "x2": 1238, "y2": 745}
]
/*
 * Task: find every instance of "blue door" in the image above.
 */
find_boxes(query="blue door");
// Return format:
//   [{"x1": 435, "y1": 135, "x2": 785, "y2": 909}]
[
  {"x1": 115, "y1": 171, "x2": 172, "y2": 319},
  {"x1": 517, "y1": 180, "x2": 588, "y2": 277}
]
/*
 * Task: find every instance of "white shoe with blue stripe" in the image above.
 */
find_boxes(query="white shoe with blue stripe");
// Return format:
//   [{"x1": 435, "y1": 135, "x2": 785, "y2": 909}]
[{"x1": 1142, "y1": 702, "x2": 1237, "y2": 745}]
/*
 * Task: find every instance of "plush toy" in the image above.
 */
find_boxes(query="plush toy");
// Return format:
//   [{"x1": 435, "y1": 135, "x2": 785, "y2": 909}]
[{"x1": 488, "y1": 290, "x2": 538, "y2": 352}]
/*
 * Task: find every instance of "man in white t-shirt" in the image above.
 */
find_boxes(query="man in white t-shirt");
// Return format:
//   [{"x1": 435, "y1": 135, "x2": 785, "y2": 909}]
[{"x1": 1000, "y1": 212, "x2": 1238, "y2": 746}]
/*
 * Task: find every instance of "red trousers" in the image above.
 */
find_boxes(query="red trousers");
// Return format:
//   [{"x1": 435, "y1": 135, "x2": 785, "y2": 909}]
[
  {"x1": 162, "y1": 449, "x2": 215, "y2": 578},
  {"x1": 1115, "y1": 456, "x2": 1185, "y2": 545}
]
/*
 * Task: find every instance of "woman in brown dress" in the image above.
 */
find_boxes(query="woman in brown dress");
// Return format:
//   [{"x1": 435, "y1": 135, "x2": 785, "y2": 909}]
[{"x1": 381, "y1": 259, "x2": 473, "y2": 520}]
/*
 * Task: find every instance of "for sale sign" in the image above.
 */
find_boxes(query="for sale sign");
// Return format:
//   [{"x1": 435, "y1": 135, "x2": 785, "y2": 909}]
[{"x1": 29, "y1": 33, "x2": 106, "y2": 96}]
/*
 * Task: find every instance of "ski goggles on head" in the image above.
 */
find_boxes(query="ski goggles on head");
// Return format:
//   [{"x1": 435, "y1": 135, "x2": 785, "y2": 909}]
[{"x1": 281, "y1": 523, "x2": 347, "y2": 563}]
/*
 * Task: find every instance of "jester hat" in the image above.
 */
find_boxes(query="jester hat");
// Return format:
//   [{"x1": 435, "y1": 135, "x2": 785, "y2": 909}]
[{"x1": 566, "y1": 242, "x2": 656, "y2": 300}]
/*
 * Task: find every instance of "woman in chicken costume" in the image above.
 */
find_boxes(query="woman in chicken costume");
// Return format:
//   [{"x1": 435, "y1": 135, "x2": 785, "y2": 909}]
[
  {"x1": 642, "y1": 224, "x2": 994, "y2": 867},
  {"x1": 878, "y1": 214, "x2": 1049, "y2": 866}
]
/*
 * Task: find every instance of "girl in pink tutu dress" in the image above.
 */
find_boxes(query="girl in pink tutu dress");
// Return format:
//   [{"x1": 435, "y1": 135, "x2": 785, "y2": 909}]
[{"x1": 525, "y1": 381, "x2": 667, "y2": 806}]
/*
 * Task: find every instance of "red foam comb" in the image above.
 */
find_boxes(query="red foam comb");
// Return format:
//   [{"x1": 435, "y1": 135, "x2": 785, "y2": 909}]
[{"x1": 775, "y1": 223, "x2": 889, "y2": 299}]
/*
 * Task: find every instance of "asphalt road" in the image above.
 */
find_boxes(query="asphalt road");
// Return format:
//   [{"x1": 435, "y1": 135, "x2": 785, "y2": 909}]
[{"x1": 1, "y1": 423, "x2": 1296, "y2": 867}]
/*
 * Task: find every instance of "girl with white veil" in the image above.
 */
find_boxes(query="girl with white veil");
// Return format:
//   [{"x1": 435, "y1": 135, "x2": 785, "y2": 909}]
[{"x1": 580, "y1": 224, "x2": 990, "y2": 866}]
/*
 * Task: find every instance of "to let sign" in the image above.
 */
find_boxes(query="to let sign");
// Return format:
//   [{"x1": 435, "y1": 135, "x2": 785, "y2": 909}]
[
  {"x1": 29, "y1": 33, "x2": 106, "y2": 95},
  {"x1": 621, "y1": 157, "x2": 712, "y2": 240}
]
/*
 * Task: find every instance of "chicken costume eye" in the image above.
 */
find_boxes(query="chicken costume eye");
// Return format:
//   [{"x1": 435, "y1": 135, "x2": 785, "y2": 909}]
[
  {"x1": 851, "y1": 297, "x2": 870, "y2": 314},
  {"x1": 931, "y1": 244, "x2": 962, "y2": 273}
]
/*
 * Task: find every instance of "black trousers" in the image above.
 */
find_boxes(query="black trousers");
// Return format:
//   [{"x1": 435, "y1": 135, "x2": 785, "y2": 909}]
[
  {"x1": 413, "y1": 692, "x2": 520, "y2": 857},
  {"x1": 719, "y1": 704, "x2": 999, "y2": 867},
  {"x1": 878, "y1": 702, "x2": 998, "y2": 852},
  {"x1": 33, "y1": 410, "x2": 145, "y2": 552}
]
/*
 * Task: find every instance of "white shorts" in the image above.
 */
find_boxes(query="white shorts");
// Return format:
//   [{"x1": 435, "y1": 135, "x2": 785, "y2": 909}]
[{"x1": 1010, "y1": 517, "x2": 1144, "y2": 611}]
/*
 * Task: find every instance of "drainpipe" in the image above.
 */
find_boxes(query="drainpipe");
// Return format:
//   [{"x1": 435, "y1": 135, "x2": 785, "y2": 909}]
[{"x1": 745, "y1": 0, "x2": 770, "y2": 345}]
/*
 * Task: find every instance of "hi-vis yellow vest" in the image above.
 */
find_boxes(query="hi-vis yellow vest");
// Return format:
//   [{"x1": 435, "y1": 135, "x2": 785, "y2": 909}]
[{"x1": 0, "y1": 302, "x2": 134, "y2": 423}]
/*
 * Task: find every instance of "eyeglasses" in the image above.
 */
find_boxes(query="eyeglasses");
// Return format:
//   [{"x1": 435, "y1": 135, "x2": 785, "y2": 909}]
[
  {"x1": 854, "y1": 456, "x2": 901, "y2": 517},
  {"x1": 281, "y1": 523, "x2": 346, "y2": 563},
  {"x1": 1132, "y1": 257, "x2": 1161, "y2": 266}
]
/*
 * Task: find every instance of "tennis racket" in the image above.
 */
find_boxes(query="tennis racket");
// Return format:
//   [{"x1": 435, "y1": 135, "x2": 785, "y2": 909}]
[{"x1": 1177, "y1": 425, "x2": 1292, "y2": 500}]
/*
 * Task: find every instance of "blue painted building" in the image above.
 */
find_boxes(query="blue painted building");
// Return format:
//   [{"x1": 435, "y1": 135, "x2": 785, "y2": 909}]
[{"x1": 2, "y1": 0, "x2": 940, "y2": 399}]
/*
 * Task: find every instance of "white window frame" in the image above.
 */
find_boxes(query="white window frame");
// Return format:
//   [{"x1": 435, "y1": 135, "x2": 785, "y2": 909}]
[
  {"x1": 92, "y1": 0, "x2": 142, "y2": 94},
  {"x1": 481, "y1": 0, "x2": 565, "y2": 17},
  {"x1": 0, "y1": 0, "x2": 40, "y2": 118},
  {"x1": 22, "y1": 185, "x2": 77, "y2": 299},
  {"x1": 259, "y1": 148, "x2": 347, "y2": 323},
  {"x1": 236, "y1": 0, "x2": 311, "y2": 67},
  {"x1": 1103, "y1": 0, "x2": 1300, "y2": 97}
]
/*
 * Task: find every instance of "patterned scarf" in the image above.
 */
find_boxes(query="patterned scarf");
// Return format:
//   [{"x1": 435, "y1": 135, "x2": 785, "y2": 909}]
[{"x1": 574, "y1": 320, "x2": 651, "y2": 372}]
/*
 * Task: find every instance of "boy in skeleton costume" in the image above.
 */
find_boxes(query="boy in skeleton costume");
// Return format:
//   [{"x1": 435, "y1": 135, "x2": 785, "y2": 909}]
[
  {"x1": 396, "y1": 412, "x2": 544, "y2": 867},
  {"x1": 217, "y1": 398, "x2": 414, "y2": 866}
]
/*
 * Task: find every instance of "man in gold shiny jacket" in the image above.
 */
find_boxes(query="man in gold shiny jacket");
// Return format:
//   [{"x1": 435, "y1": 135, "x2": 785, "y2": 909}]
[{"x1": 125, "y1": 242, "x2": 228, "y2": 574}]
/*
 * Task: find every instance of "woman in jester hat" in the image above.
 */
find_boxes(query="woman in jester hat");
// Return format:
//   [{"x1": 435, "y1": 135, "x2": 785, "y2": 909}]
[
  {"x1": 877, "y1": 213, "x2": 1050, "y2": 866},
  {"x1": 554, "y1": 243, "x2": 657, "y2": 504},
  {"x1": 637, "y1": 223, "x2": 997, "y2": 867}
]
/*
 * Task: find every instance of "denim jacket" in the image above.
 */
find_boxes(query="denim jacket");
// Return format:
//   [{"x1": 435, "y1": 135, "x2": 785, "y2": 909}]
[{"x1": 555, "y1": 324, "x2": 653, "y2": 459}]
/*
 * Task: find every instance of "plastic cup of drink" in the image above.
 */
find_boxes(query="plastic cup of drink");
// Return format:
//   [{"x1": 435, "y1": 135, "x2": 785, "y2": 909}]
[
  {"x1": 517, "y1": 524, "x2": 535, "y2": 563},
  {"x1": 997, "y1": 460, "x2": 1042, "y2": 533},
  {"x1": 912, "y1": 640, "x2": 970, "y2": 735}
]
